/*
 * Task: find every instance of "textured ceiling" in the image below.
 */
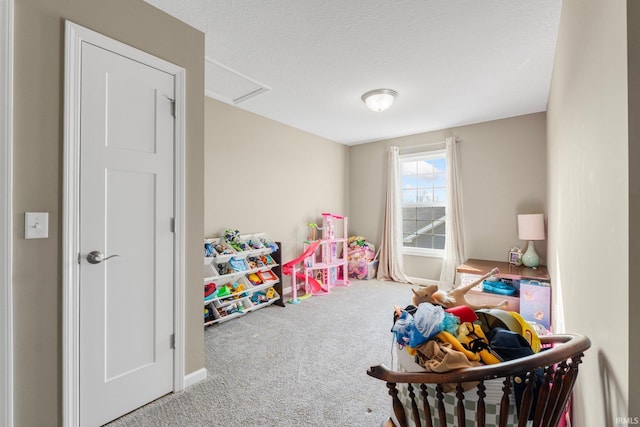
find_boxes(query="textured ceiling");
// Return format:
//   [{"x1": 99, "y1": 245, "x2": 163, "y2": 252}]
[{"x1": 145, "y1": 0, "x2": 562, "y2": 145}]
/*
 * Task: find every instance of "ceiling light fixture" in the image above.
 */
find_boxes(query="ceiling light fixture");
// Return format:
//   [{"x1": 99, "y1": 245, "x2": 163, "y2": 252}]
[{"x1": 361, "y1": 89, "x2": 398, "y2": 112}]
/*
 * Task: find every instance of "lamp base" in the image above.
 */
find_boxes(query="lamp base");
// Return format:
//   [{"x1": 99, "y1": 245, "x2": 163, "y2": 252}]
[{"x1": 521, "y1": 240, "x2": 540, "y2": 268}]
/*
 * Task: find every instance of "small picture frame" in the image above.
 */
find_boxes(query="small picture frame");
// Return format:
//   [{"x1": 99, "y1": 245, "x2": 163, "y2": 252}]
[{"x1": 508, "y1": 247, "x2": 523, "y2": 266}]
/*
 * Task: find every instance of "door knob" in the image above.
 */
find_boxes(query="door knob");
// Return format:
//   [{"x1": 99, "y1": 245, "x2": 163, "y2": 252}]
[{"x1": 87, "y1": 250, "x2": 120, "y2": 264}]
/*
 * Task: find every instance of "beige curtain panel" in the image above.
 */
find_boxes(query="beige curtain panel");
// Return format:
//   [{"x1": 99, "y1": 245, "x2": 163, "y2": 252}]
[
  {"x1": 377, "y1": 145, "x2": 411, "y2": 283},
  {"x1": 439, "y1": 136, "x2": 466, "y2": 287}
]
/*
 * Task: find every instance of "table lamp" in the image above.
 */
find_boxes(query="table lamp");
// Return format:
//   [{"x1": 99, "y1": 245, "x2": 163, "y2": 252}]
[{"x1": 517, "y1": 213, "x2": 545, "y2": 268}]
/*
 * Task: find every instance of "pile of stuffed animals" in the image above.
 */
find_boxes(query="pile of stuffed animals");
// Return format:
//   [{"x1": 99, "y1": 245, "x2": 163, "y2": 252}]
[
  {"x1": 346, "y1": 235, "x2": 376, "y2": 262},
  {"x1": 393, "y1": 267, "x2": 542, "y2": 388}
]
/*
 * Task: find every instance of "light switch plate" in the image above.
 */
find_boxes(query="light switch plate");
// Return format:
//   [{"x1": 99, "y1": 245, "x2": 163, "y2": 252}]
[{"x1": 25, "y1": 212, "x2": 49, "y2": 239}]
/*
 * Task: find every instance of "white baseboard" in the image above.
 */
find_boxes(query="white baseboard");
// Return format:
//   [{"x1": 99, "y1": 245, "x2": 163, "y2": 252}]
[{"x1": 184, "y1": 367, "x2": 207, "y2": 388}]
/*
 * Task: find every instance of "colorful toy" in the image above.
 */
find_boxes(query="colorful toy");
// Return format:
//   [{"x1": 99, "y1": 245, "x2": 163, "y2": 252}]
[
  {"x1": 283, "y1": 213, "x2": 351, "y2": 303},
  {"x1": 247, "y1": 256, "x2": 264, "y2": 268},
  {"x1": 245, "y1": 238, "x2": 263, "y2": 250},
  {"x1": 282, "y1": 240, "x2": 322, "y2": 303},
  {"x1": 204, "y1": 306, "x2": 214, "y2": 322},
  {"x1": 259, "y1": 236, "x2": 278, "y2": 252},
  {"x1": 348, "y1": 259, "x2": 368, "y2": 280},
  {"x1": 224, "y1": 229, "x2": 249, "y2": 252},
  {"x1": 204, "y1": 283, "x2": 217, "y2": 302},
  {"x1": 251, "y1": 291, "x2": 269, "y2": 304},
  {"x1": 232, "y1": 283, "x2": 246, "y2": 299},
  {"x1": 347, "y1": 235, "x2": 376, "y2": 262},
  {"x1": 247, "y1": 273, "x2": 262, "y2": 285},
  {"x1": 262, "y1": 254, "x2": 275, "y2": 265},
  {"x1": 216, "y1": 285, "x2": 230, "y2": 298},
  {"x1": 214, "y1": 243, "x2": 234, "y2": 255},
  {"x1": 257, "y1": 270, "x2": 277, "y2": 282},
  {"x1": 228, "y1": 257, "x2": 248, "y2": 272},
  {"x1": 224, "y1": 302, "x2": 242, "y2": 316},
  {"x1": 204, "y1": 242, "x2": 214, "y2": 257},
  {"x1": 306, "y1": 213, "x2": 350, "y2": 293},
  {"x1": 216, "y1": 263, "x2": 233, "y2": 275},
  {"x1": 205, "y1": 240, "x2": 236, "y2": 257},
  {"x1": 307, "y1": 222, "x2": 323, "y2": 241}
]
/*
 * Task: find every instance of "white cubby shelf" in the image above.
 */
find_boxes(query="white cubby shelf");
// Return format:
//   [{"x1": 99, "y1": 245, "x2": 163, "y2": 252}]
[{"x1": 203, "y1": 233, "x2": 283, "y2": 326}]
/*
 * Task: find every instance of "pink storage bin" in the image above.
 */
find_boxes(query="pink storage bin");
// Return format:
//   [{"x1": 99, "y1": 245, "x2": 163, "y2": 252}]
[{"x1": 347, "y1": 259, "x2": 378, "y2": 280}]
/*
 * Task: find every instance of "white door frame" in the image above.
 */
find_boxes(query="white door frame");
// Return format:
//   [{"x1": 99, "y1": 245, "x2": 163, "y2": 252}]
[
  {"x1": 0, "y1": 1, "x2": 13, "y2": 426},
  {"x1": 63, "y1": 21, "x2": 186, "y2": 426}
]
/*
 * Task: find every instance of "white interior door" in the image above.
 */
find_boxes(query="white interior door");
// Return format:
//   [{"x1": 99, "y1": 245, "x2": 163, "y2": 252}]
[{"x1": 79, "y1": 41, "x2": 175, "y2": 426}]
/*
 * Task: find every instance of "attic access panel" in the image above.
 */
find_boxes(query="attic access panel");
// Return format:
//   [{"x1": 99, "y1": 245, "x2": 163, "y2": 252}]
[{"x1": 205, "y1": 57, "x2": 270, "y2": 104}]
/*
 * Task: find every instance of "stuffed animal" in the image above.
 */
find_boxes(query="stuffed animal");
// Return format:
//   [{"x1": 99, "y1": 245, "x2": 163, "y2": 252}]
[
  {"x1": 412, "y1": 267, "x2": 507, "y2": 311},
  {"x1": 224, "y1": 229, "x2": 248, "y2": 252}
]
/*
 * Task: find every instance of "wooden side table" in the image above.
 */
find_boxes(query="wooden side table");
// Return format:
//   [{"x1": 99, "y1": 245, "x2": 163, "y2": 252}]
[
  {"x1": 456, "y1": 259, "x2": 550, "y2": 314},
  {"x1": 456, "y1": 258, "x2": 549, "y2": 281}
]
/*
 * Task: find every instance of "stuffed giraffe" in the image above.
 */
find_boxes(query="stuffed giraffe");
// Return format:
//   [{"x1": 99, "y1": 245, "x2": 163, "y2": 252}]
[{"x1": 411, "y1": 267, "x2": 507, "y2": 311}]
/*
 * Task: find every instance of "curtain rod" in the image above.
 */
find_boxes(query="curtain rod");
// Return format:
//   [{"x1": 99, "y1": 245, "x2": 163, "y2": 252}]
[{"x1": 398, "y1": 137, "x2": 459, "y2": 151}]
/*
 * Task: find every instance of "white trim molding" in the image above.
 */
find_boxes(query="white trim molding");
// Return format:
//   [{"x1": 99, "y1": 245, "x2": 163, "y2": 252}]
[
  {"x1": 183, "y1": 368, "x2": 207, "y2": 389},
  {"x1": 172, "y1": 53, "x2": 187, "y2": 394},
  {"x1": 0, "y1": 0, "x2": 14, "y2": 426},
  {"x1": 63, "y1": 21, "x2": 186, "y2": 426}
]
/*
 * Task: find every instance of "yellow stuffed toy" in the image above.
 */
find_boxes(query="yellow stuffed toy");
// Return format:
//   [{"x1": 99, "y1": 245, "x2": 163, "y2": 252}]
[{"x1": 435, "y1": 322, "x2": 502, "y2": 365}]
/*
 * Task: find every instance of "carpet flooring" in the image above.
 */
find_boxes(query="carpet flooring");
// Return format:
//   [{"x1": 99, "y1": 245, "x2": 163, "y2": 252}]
[{"x1": 107, "y1": 279, "x2": 415, "y2": 427}]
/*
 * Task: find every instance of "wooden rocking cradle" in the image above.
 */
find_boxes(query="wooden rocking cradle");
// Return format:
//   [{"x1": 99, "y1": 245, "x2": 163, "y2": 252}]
[{"x1": 367, "y1": 333, "x2": 591, "y2": 427}]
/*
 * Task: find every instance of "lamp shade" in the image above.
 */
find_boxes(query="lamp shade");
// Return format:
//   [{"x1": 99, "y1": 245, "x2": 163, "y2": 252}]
[
  {"x1": 518, "y1": 214, "x2": 545, "y2": 241},
  {"x1": 361, "y1": 89, "x2": 397, "y2": 112}
]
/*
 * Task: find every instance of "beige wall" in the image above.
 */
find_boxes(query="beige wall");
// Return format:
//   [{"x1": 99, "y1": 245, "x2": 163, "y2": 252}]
[
  {"x1": 547, "y1": 0, "x2": 629, "y2": 424},
  {"x1": 349, "y1": 113, "x2": 547, "y2": 280},
  {"x1": 12, "y1": 0, "x2": 204, "y2": 425},
  {"x1": 204, "y1": 98, "x2": 349, "y2": 266}
]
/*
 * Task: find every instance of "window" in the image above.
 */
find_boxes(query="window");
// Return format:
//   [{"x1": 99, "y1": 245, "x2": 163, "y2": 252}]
[{"x1": 400, "y1": 149, "x2": 447, "y2": 257}]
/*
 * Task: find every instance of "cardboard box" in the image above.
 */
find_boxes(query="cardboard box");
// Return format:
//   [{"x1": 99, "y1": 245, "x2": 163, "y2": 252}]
[
  {"x1": 519, "y1": 279, "x2": 551, "y2": 330},
  {"x1": 458, "y1": 272, "x2": 489, "y2": 291},
  {"x1": 348, "y1": 259, "x2": 378, "y2": 280}
]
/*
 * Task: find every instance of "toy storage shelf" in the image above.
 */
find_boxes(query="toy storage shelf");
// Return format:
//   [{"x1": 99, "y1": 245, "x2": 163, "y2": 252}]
[{"x1": 203, "y1": 235, "x2": 283, "y2": 326}]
